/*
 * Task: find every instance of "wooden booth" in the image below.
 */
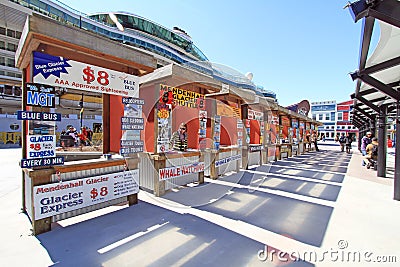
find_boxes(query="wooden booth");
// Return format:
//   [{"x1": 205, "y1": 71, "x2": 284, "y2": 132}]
[{"x1": 15, "y1": 14, "x2": 156, "y2": 234}]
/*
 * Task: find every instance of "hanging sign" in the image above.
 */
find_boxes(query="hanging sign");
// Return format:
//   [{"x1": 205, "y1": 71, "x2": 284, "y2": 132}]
[
  {"x1": 159, "y1": 84, "x2": 203, "y2": 108},
  {"x1": 25, "y1": 83, "x2": 55, "y2": 108},
  {"x1": 33, "y1": 52, "x2": 139, "y2": 97}
]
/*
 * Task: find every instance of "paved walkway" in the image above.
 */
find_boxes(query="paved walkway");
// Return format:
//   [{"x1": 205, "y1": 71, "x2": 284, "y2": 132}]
[{"x1": 0, "y1": 143, "x2": 399, "y2": 266}]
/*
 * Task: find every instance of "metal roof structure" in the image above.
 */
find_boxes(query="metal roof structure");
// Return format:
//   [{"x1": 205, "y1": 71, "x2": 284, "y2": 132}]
[{"x1": 348, "y1": 0, "x2": 400, "y2": 200}]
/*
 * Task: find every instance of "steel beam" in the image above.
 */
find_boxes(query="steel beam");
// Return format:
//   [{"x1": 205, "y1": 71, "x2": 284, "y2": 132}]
[{"x1": 377, "y1": 105, "x2": 388, "y2": 177}]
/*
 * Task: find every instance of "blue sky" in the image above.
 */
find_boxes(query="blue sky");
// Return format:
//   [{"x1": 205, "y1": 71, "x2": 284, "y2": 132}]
[{"x1": 59, "y1": 0, "x2": 369, "y2": 107}]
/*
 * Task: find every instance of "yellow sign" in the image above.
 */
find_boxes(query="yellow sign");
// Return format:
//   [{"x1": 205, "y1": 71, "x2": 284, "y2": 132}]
[{"x1": 160, "y1": 84, "x2": 203, "y2": 108}]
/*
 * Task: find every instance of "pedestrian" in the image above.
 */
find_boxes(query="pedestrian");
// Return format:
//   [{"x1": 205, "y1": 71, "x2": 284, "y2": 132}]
[
  {"x1": 169, "y1": 122, "x2": 188, "y2": 151},
  {"x1": 338, "y1": 133, "x2": 346, "y2": 152},
  {"x1": 306, "y1": 133, "x2": 311, "y2": 150},
  {"x1": 311, "y1": 131, "x2": 319, "y2": 151},
  {"x1": 345, "y1": 132, "x2": 352, "y2": 153},
  {"x1": 361, "y1": 131, "x2": 372, "y2": 166}
]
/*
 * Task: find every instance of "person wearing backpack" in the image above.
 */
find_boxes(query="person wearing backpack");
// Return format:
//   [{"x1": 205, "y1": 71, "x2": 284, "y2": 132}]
[
  {"x1": 364, "y1": 137, "x2": 379, "y2": 168},
  {"x1": 344, "y1": 132, "x2": 353, "y2": 153},
  {"x1": 338, "y1": 133, "x2": 346, "y2": 152}
]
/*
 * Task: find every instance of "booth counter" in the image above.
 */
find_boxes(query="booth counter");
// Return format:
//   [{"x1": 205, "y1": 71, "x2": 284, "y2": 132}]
[
  {"x1": 139, "y1": 150, "x2": 204, "y2": 196},
  {"x1": 204, "y1": 146, "x2": 241, "y2": 179},
  {"x1": 24, "y1": 156, "x2": 139, "y2": 235}
]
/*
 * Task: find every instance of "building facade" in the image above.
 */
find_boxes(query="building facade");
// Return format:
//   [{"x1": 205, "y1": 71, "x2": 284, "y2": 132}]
[
  {"x1": 336, "y1": 100, "x2": 358, "y2": 141},
  {"x1": 310, "y1": 100, "x2": 359, "y2": 141},
  {"x1": 311, "y1": 101, "x2": 337, "y2": 140}
]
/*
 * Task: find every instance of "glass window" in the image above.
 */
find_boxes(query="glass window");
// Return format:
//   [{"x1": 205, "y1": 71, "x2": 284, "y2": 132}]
[
  {"x1": 318, "y1": 114, "x2": 323, "y2": 120},
  {"x1": 6, "y1": 58, "x2": 15, "y2": 67},
  {"x1": 7, "y1": 43, "x2": 17, "y2": 52},
  {"x1": 325, "y1": 113, "x2": 330, "y2": 121},
  {"x1": 312, "y1": 114, "x2": 316, "y2": 120},
  {"x1": 337, "y1": 112, "x2": 343, "y2": 121},
  {"x1": 0, "y1": 41, "x2": 4, "y2": 49},
  {"x1": 0, "y1": 27, "x2": 6, "y2": 35},
  {"x1": 0, "y1": 57, "x2": 5, "y2": 66},
  {"x1": 6, "y1": 29, "x2": 15, "y2": 38}
]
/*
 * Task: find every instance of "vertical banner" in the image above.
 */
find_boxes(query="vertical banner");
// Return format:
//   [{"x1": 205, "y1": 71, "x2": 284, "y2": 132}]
[
  {"x1": 260, "y1": 121, "x2": 264, "y2": 145},
  {"x1": 156, "y1": 103, "x2": 172, "y2": 153},
  {"x1": 237, "y1": 119, "x2": 243, "y2": 147},
  {"x1": 120, "y1": 98, "x2": 145, "y2": 155},
  {"x1": 199, "y1": 110, "x2": 207, "y2": 150},
  {"x1": 214, "y1": 115, "x2": 221, "y2": 150}
]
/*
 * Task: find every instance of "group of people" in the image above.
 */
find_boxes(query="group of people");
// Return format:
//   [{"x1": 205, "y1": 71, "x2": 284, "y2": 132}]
[
  {"x1": 361, "y1": 131, "x2": 379, "y2": 169},
  {"x1": 61, "y1": 126, "x2": 93, "y2": 147},
  {"x1": 336, "y1": 132, "x2": 353, "y2": 153},
  {"x1": 335, "y1": 131, "x2": 378, "y2": 169}
]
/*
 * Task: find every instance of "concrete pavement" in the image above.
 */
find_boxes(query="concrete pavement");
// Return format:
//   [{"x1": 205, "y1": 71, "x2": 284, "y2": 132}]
[{"x1": 0, "y1": 143, "x2": 399, "y2": 266}]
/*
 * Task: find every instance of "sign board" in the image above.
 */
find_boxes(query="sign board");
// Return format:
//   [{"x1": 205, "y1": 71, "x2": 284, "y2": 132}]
[
  {"x1": 27, "y1": 135, "x2": 56, "y2": 159},
  {"x1": 215, "y1": 154, "x2": 241, "y2": 167},
  {"x1": 33, "y1": 170, "x2": 139, "y2": 219},
  {"x1": 159, "y1": 162, "x2": 205, "y2": 181},
  {"x1": 249, "y1": 145, "x2": 263, "y2": 152},
  {"x1": 17, "y1": 111, "x2": 61, "y2": 121},
  {"x1": 33, "y1": 52, "x2": 139, "y2": 97},
  {"x1": 26, "y1": 83, "x2": 55, "y2": 108},
  {"x1": 20, "y1": 156, "x2": 64, "y2": 168},
  {"x1": 160, "y1": 84, "x2": 203, "y2": 108}
]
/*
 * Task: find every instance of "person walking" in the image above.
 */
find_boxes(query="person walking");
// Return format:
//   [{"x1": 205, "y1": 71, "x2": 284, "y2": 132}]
[
  {"x1": 338, "y1": 133, "x2": 346, "y2": 152},
  {"x1": 345, "y1": 132, "x2": 352, "y2": 153},
  {"x1": 361, "y1": 132, "x2": 372, "y2": 166},
  {"x1": 311, "y1": 131, "x2": 319, "y2": 152}
]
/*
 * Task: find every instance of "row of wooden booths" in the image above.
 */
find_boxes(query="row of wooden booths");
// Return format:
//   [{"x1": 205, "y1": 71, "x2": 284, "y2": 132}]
[
  {"x1": 138, "y1": 64, "x2": 321, "y2": 197},
  {"x1": 16, "y1": 14, "x2": 320, "y2": 235}
]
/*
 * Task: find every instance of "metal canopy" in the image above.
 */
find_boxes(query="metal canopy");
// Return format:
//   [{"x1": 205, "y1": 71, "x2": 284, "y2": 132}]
[
  {"x1": 349, "y1": 0, "x2": 400, "y2": 125},
  {"x1": 349, "y1": 0, "x2": 400, "y2": 200}
]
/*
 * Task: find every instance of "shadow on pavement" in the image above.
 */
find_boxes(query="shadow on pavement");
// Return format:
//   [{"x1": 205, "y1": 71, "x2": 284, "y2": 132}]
[{"x1": 37, "y1": 201, "x2": 276, "y2": 266}]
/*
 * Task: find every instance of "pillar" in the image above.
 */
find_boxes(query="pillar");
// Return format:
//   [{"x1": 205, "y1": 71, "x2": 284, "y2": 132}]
[{"x1": 377, "y1": 106, "x2": 387, "y2": 177}]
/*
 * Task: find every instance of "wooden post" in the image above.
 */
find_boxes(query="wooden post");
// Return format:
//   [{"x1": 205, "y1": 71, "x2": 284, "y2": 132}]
[
  {"x1": 210, "y1": 151, "x2": 218, "y2": 179},
  {"x1": 153, "y1": 156, "x2": 166, "y2": 197},
  {"x1": 198, "y1": 153, "x2": 205, "y2": 184},
  {"x1": 29, "y1": 168, "x2": 55, "y2": 235},
  {"x1": 125, "y1": 156, "x2": 139, "y2": 206}
]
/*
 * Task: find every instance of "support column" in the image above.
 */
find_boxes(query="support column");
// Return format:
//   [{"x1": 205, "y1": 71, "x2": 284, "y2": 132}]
[
  {"x1": 358, "y1": 126, "x2": 363, "y2": 151},
  {"x1": 394, "y1": 102, "x2": 400, "y2": 200},
  {"x1": 377, "y1": 106, "x2": 387, "y2": 177}
]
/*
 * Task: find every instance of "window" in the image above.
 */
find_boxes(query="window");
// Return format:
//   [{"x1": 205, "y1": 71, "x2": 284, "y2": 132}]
[
  {"x1": 6, "y1": 58, "x2": 15, "y2": 67},
  {"x1": 6, "y1": 29, "x2": 16, "y2": 38},
  {"x1": 0, "y1": 27, "x2": 6, "y2": 35},
  {"x1": 337, "y1": 112, "x2": 343, "y2": 121},
  {"x1": 312, "y1": 114, "x2": 316, "y2": 120},
  {"x1": 7, "y1": 43, "x2": 17, "y2": 52},
  {"x1": 325, "y1": 113, "x2": 330, "y2": 121},
  {"x1": 0, "y1": 41, "x2": 4, "y2": 50},
  {"x1": 318, "y1": 114, "x2": 323, "y2": 120}
]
